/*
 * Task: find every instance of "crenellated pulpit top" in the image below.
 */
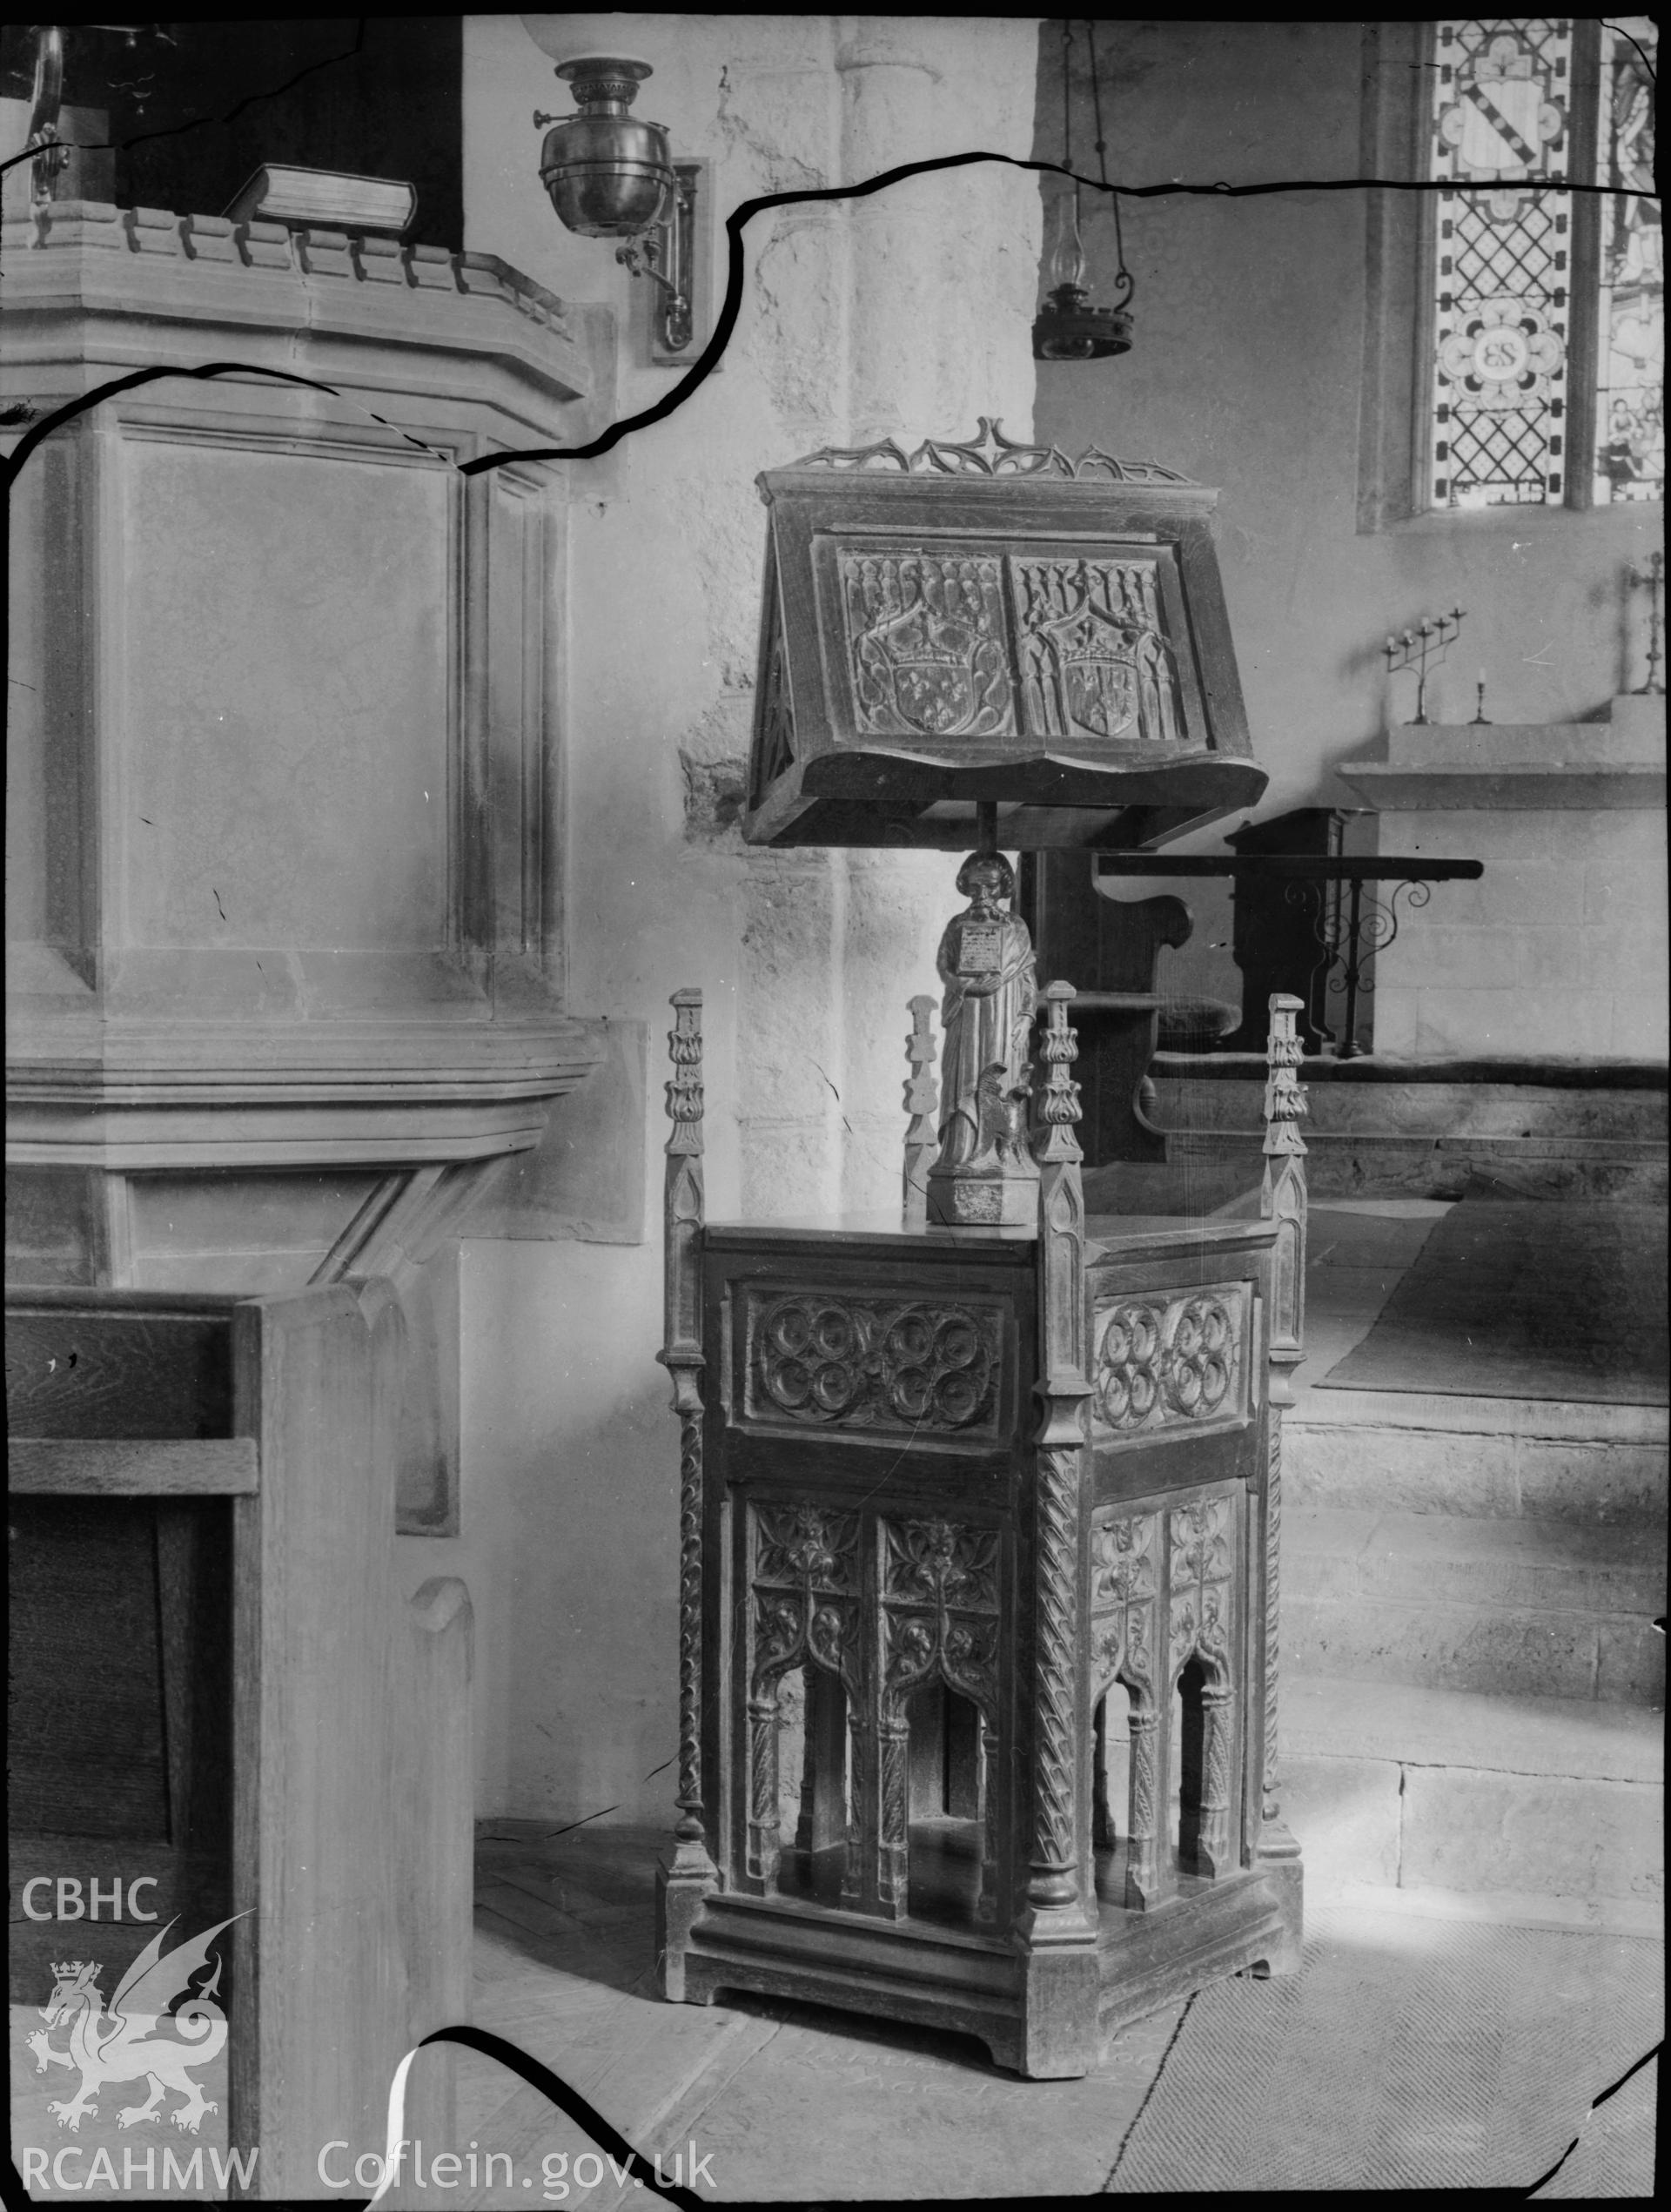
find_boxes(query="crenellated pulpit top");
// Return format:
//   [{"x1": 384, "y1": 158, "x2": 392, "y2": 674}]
[
  {"x1": 0, "y1": 197, "x2": 610, "y2": 441},
  {"x1": 742, "y1": 419, "x2": 1268, "y2": 852}
]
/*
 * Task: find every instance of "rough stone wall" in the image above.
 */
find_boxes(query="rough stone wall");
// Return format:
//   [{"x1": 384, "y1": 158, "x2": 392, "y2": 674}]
[{"x1": 433, "y1": 14, "x2": 1041, "y2": 1821}]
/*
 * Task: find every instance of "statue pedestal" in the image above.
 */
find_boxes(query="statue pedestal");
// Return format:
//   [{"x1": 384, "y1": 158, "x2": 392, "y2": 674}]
[{"x1": 926, "y1": 1160, "x2": 1039, "y2": 1226}]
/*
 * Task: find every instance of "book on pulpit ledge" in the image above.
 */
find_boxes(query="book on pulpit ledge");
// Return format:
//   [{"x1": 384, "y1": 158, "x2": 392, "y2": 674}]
[{"x1": 222, "y1": 164, "x2": 417, "y2": 233}]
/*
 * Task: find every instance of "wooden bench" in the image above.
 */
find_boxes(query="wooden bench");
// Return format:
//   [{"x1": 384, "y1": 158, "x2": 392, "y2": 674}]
[{"x1": 8, "y1": 1281, "x2": 472, "y2": 2199}]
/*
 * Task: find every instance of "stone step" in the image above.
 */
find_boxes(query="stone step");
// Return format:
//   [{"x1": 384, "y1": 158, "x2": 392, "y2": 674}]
[
  {"x1": 1286, "y1": 1507, "x2": 1666, "y2": 1704},
  {"x1": 1150, "y1": 1064, "x2": 1668, "y2": 1204},
  {"x1": 1192, "y1": 1130, "x2": 1667, "y2": 1203},
  {"x1": 1282, "y1": 1674, "x2": 1663, "y2": 1924},
  {"x1": 1287, "y1": 1390, "x2": 1668, "y2": 1526}
]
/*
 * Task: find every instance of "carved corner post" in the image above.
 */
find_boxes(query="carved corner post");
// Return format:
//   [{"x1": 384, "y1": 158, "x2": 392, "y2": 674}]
[
  {"x1": 1017, "y1": 981, "x2": 1100, "y2": 2075},
  {"x1": 655, "y1": 988, "x2": 720, "y2": 1999},
  {"x1": 903, "y1": 994, "x2": 939, "y2": 1226},
  {"x1": 1255, "y1": 993, "x2": 1305, "y2": 1956}
]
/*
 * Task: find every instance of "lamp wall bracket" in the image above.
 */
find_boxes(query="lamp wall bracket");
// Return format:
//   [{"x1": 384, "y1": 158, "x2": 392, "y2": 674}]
[{"x1": 621, "y1": 158, "x2": 705, "y2": 362}]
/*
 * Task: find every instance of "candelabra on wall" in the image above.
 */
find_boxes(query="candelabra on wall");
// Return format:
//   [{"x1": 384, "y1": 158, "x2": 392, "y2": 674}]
[
  {"x1": 1383, "y1": 608, "x2": 1466, "y2": 724},
  {"x1": 1629, "y1": 553, "x2": 1664, "y2": 696}
]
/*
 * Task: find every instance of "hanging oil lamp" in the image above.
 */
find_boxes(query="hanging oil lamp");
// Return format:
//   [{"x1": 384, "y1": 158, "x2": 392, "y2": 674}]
[{"x1": 1033, "y1": 20, "x2": 1132, "y2": 361}]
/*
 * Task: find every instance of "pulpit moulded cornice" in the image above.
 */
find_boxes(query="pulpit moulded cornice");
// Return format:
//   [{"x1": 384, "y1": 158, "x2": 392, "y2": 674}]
[
  {"x1": 3, "y1": 195, "x2": 621, "y2": 1534},
  {"x1": 1, "y1": 197, "x2": 611, "y2": 441}
]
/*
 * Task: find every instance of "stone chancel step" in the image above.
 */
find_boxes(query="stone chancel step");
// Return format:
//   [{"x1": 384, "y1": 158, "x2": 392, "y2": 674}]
[
  {"x1": 1287, "y1": 1392, "x2": 1668, "y2": 1525},
  {"x1": 1146, "y1": 1061, "x2": 1668, "y2": 1203},
  {"x1": 1286, "y1": 1506, "x2": 1664, "y2": 1704},
  {"x1": 1277, "y1": 1199, "x2": 1667, "y2": 1931},
  {"x1": 1283, "y1": 1676, "x2": 1663, "y2": 1923}
]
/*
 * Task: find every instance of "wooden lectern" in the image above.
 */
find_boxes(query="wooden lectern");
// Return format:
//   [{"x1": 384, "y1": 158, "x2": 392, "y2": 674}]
[{"x1": 654, "y1": 425, "x2": 1305, "y2": 2078}]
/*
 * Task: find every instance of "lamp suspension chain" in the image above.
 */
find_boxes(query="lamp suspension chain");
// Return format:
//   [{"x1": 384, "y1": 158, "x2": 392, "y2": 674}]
[
  {"x1": 1063, "y1": 20, "x2": 1082, "y2": 279},
  {"x1": 1084, "y1": 17, "x2": 1131, "y2": 304}
]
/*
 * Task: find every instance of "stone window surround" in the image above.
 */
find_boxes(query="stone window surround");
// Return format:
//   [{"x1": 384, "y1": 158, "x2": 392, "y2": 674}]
[{"x1": 1355, "y1": 18, "x2": 1661, "y2": 534}]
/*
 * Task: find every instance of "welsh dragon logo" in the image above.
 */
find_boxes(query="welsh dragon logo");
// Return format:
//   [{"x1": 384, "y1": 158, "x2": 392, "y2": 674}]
[{"x1": 26, "y1": 1914, "x2": 244, "y2": 2135}]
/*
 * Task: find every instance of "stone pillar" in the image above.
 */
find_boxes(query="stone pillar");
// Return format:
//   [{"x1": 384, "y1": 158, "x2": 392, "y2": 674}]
[
  {"x1": 827, "y1": 14, "x2": 1043, "y2": 1214},
  {"x1": 460, "y1": 13, "x2": 1044, "y2": 1825}
]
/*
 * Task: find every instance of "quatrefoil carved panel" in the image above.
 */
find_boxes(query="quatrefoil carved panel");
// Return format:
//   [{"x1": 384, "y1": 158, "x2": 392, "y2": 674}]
[
  {"x1": 1093, "y1": 1285, "x2": 1244, "y2": 1434},
  {"x1": 746, "y1": 1292, "x2": 1002, "y2": 1438}
]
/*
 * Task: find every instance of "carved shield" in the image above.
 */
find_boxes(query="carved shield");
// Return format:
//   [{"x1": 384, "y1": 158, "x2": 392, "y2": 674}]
[
  {"x1": 1066, "y1": 655, "x2": 1139, "y2": 739},
  {"x1": 1046, "y1": 605, "x2": 1142, "y2": 738},
  {"x1": 866, "y1": 603, "x2": 978, "y2": 736}
]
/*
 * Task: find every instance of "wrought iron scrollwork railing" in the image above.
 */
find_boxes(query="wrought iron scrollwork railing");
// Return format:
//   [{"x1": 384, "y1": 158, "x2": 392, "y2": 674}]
[
  {"x1": 1093, "y1": 851, "x2": 1484, "y2": 1059},
  {"x1": 1281, "y1": 872, "x2": 1436, "y2": 1060}
]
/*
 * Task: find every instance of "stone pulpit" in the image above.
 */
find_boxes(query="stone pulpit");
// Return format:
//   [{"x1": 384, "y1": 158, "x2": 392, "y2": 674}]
[{"x1": 654, "y1": 426, "x2": 1305, "y2": 2079}]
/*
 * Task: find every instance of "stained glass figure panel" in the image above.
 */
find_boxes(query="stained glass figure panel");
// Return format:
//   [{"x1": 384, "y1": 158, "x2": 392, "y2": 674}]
[
  {"x1": 1592, "y1": 17, "x2": 1663, "y2": 504},
  {"x1": 1426, "y1": 19, "x2": 1574, "y2": 509}
]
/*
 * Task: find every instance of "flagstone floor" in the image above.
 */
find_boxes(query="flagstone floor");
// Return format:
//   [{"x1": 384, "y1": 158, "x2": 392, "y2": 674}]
[{"x1": 453, "y1": 1823, "x2": 1187, "y2": 2209}]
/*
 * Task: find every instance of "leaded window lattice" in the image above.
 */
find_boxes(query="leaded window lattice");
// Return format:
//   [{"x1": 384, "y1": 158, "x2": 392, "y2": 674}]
[
  {"x1": 1427, "y1": 18, "x2": 1574, "y2": 510},
  {"x1": 1592, "y1": 17, "x2": 1662, "y2": 504}
]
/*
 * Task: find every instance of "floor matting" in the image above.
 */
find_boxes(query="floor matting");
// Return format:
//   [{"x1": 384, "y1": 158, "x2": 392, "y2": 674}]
[
  {"x1": 1316, "y1": 1200, "x2": 1669, "y2": 1402},
  {"x1": 1106, "y1": 1903, "x2": 1662, "y2": 2194}
]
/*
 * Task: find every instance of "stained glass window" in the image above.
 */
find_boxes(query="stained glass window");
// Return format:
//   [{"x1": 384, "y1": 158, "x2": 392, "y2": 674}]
[
  {"x1": 1592, "y1": 17, "x2": 1662, "y2": 504},
  {"x1": 1426, "y1": 19, "x2": 1575, "y2": 509}
]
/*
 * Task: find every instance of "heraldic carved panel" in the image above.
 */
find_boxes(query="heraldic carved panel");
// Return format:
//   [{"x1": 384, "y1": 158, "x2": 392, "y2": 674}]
[
  {"x1": 840, "y1": 552, "x2": 1014, "y2": 739},
  {"x1": 1013, "y1": 556, "x2": 1185, "y2": 746},
  {"x1": 1092, "y1": 1284, "x2": 1246, "y2": 1436},
  {"x1": 745, "y1": 1290, "x2": 1003, "y2": 1440}
]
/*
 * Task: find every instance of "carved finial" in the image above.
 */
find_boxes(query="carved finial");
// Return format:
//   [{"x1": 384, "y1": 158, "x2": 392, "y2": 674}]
[
  {"x1": 666, "y1": 987, "x2": 703, "y2": 1158},
  {"x1": 903, "y1": 994, "x2": 938, "y2": 1225},
  {"x1": 1262, "y1": 991, "x2": 1309, "y2": 1382},
  {"x1": 787, "y1": 418, "x2": 1198, "y2": 484},
  {"x1": 1033, "y1": 981, "x2": 1084, "y2": 1166},
  {"x1": 1262, "y1": 992, "x2": 1308, "y2": 1158}
]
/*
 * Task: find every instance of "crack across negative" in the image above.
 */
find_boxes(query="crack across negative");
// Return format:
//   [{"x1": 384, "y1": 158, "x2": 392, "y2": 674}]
[{"x1": 3, "y1": 151, "x2": 1651, "y2": 496}]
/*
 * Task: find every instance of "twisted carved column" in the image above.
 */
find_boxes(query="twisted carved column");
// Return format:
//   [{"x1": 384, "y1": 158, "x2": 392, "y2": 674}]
[
  {"x1": 876, "y1": 1705, "x2": 911, "y2": 1913},
  {"x1": 978, "y1": 1713, "x2": 999, "y2": 1925},
  {"x1": 1262, "y1": 1415, "x2": 1285, "y2": 1825},
  {"x1": 1198, "y1": 1677, "x2": 1236, "y2": 1874},
  {"x1": 1259, "y1": 992, "x2": 1308, "y2": 1843},
  {"x1": 660, "y1": 989, "x2": 720, "y2": 1898},
  {"x1": 1124, "y1": 1700, "x2": 1161, "y2": 1907},
  {"x1": 1024, "y1": 983, "x2": 1095, "y2": 1930},
  {"x1": 746, "y1": 1691, "x2": 780, "y2": 1885}
]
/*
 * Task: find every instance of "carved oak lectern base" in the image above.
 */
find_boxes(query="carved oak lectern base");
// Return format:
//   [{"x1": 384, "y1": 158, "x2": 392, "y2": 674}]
[{"x1": 656, "y1": 886, "x2": 1305, "y2": 2079}]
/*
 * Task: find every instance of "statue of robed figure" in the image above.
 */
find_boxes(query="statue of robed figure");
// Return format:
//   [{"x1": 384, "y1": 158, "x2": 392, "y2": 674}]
[{"x1": 926, "y1": 851, "x2": 1041, "y2": 1227}]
